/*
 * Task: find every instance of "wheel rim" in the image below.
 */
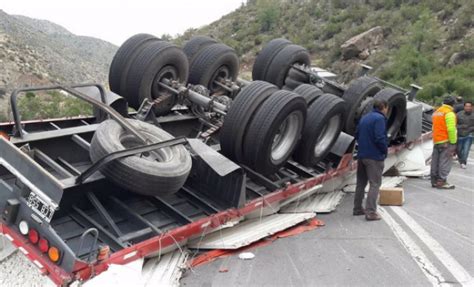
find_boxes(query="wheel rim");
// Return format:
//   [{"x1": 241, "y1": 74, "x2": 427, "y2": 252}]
[
  {"x1": 120, "y1": 134, "x2": 173, "y2": 163},
  {"x1": 271, "y1": 111, "x2": 301, "y2": 163},
  {"x1": 210, "y1": 65, "x2": 231, "y2": 91},
  {"x1": 314, "y1": 115, "x2": 341, "y2": 157},
  {"x1": 152, "y1": 65, "x2": 178, "y2": 98}
]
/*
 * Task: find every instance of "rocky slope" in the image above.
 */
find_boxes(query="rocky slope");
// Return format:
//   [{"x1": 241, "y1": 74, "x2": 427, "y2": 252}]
[
  {"x1": 177, "y1": 0, "x2": 474, "y2": 104},
  {"x1": 0, "y1": 10, "x2": 117, "y2": 120}
]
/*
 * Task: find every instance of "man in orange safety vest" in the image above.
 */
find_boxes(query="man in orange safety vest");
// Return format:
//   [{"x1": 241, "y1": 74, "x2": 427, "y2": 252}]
[{"x1": 430, "y1": 96, "x2": 457, "y2": 189}]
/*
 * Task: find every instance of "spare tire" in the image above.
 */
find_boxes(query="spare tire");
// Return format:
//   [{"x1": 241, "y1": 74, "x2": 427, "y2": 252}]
[
  {"x1": 90, "y1": 119, "x2": 191, "y2": 196},
  {"x1": 293, "y1": 84, "x2": 324, "y2": 105},
  {"x1": 342, "y1": 77, "x2": 382, "y2": 135},
  {"x1": 220, "y1": 81, "x2": 278, "y2": 162},
  {"x1": 252, "y1": 38, "x2": 291, "y2": 81},
  {"x1": 243, "y1": 90, "x2": 307, "y2": 175},
  {"x1": 264, "y1": 44, "x2": 311, "y2": 88},
  {"x1": 125, "y1": 41, "x2": 189, "y2": 115},
  {"x1": 183, "y1": 36, "x2": 218, "y2": 65},
  {"x1": 293, "y1": 93, "x2": 346, "y2": 167},
  {"x1": 188, "y1": 43, "x2": 239, "y2": 94},
  {"x1": 109, "y1": 34, "x2": 160, "y2": 97},
  {"x1": 374, "y1": 88, "x2": 407, "y2": 140}
]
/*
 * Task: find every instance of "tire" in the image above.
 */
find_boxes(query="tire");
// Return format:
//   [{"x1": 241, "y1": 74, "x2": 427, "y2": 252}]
[
  {"x1": 287, "y1": 67, "x2": 309, "y2": 82},
  {"x1": 243, "y1": 90, "x2": 307, "y2": 175},
  {"x1": 293, "y1": 93, "x2": 346, "y2": 166},
  {"x1": 220, "y1": 81, "x2": 278, "y2": 162},
  {"x1": 125, "y1": 41, "x2": 189, "y2": 114},
  {"x1": 374, "y1": 88, "x2": 407, "y2": 140},
  {"x1": 264, "y1": 44, "x2": 311, "y2": 88},
  {"x1": 90, "y1": 119, "x2": 192, "y2": 196},
  {"x1": 293, "y1": 84, "x2": 323, "y2": 105},
  {"x1": 183, "y1": 36, "x2": 218, "y2": 65},
  {"x1": 252, "y1": 38, "x2": 291, "y2": 81},
  {"x1": 342, "y1": 77, "x2": 382, "y2": 135},
  {"x1": 320, "y1": 83, "x2": 345, "y2": 97},
  {"x1": 188, "y1": 43, "x2": 239, "y2": 93},
  {"x1": 109, "y1": 34, "x2": 159, "y2": 96},
  {"x1": 284, "y1": 77, "x2": 306, "y2": 90}
]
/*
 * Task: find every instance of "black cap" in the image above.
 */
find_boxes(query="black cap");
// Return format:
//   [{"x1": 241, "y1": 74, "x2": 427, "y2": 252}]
[{"x1": 443, "y1": 95, "x2": 456, "y2": 106}]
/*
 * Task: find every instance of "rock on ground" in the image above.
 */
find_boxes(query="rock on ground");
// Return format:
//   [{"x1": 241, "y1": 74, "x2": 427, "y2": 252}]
[{"x1": 340, "y1": 26, "x2": 384, "y2": 60}]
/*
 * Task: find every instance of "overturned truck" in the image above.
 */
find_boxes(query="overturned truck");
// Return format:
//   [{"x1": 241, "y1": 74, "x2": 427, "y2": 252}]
[{"x1": 0, "y1": 35, "x2": 433, "y2": 285}]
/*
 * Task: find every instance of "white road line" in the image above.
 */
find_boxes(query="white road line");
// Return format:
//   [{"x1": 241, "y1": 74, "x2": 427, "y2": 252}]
[
  {"x1": 408, "y1": 210, "x2": 474, "y2": 246},
  {"x1": 379, "y1": 207, "x2": 445, "y2": 286},
  {"x1": 391, "y1": 206, "x2": 473, "y2": 286}
]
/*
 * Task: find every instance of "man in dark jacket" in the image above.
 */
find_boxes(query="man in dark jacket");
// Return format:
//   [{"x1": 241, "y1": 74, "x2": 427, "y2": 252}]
[
  {"x1": 456, "y1": 101, "x2": 474, "y2": 169},
  {"x1": 354, "y1": 99, "x2": 388, "y2": 221}
]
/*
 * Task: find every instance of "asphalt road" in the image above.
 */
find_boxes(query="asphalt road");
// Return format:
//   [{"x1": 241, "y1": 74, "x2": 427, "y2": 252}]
[{"x1": 181, "y1": 156, "x2": 474, "y2": 286}]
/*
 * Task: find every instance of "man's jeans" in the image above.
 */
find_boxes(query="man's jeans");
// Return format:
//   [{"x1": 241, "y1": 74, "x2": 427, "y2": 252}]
[
  {"x1": 457, "y1": 135, "x2": 473, "y2": 165},
  {"x1": 354, "y1": 159, "x2": 384, "y2": 214},
  {"x1": 430, "y1": 143, "x2": 455, "y2": 184}
]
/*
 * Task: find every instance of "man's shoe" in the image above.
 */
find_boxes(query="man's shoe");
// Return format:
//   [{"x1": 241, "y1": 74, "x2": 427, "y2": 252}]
[
  {"x1": 461, "y1": 164, "x2": 466, "y2": 169},
  {"x1": 436, "y1": 181, "x2": 455, "y2": 189},
  {"x1": 365, "y1": 212, "x2": 381, "y2": 221},
  {"x1": 353, "y1": 209, "x2": 366, "y2": 216}
]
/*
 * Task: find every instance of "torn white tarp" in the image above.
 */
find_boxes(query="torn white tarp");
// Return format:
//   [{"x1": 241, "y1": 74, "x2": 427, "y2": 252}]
[
  {"x1": 282, "y1": 190, "x2": 345, "y2": 214},
  {"x1": 83, "y1": 258, "x2": 144, "y2": 287},
  {"x1": 142, "y1": 250, "x2": 188, "y2": 287},
  {"x1": 344, "y1": 176, "x2": 407, "y2": 193},
  {"x1": 187, "y1": 213, "x2": 315, "y2": 250}
]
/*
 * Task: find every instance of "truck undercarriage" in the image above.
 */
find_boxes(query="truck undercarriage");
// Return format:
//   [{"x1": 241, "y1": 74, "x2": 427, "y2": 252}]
[{"x1": 0, "y1": 35, "x2": 433, "y2": 285}]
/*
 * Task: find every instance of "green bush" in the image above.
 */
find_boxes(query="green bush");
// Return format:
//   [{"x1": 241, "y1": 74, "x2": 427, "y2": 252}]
[
  {"x1": 17, "y1": 91, "x2": 93, "y2": 121},
  {"x1": 257, "y1": 1, "x2": 279, "y2": 32},
  {"x1": 379, "y1": 44, "x2": 433, "y2": 86},
  {"x1": 415, "y1": 61, "x2": 474, "y2": 104}
]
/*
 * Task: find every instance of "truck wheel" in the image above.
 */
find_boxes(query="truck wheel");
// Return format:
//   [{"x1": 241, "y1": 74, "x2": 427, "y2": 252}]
[
  {"x1": 90, "y1": 119, "x2": 192, "y2": 196},
  {"x1": 264, "y1": 44, "x2": 311, "y2": 88},
  {"x1": 283, "y1": 67, "x2": 309, "y2": 90},
  {"x1": 294, "y1": 94, "x2": 346, "y2": 167},
  {"x1": 125, "y1": 41, "x2": 189, "y2": 115},
  {"x1": 243, "y1": 90, "x2": 307, "y2": 175},
  {"x1": 220, "y1": 81, "x2": 278, "y2": 162},
  {"x1": 109, "y1": 34, "x2": 160, "y2": 97},
  {"x1": 252, "y1": 38, "x2": 291, "y2": 81},
  {"x1": 294, "y1": 84, "x2": 323, "y2": 105},
  {"x1": 374, "y1": 88, "x2": 407, "y2": 140},
  {"x1": 183, "y1": 36, "x2": 218, "y2": 66},
  {"x1": 342, "y1": 76, "x2": 382, "y2": 135},
  {"x1": 188, "y1": 43, "x2": 239, "y2": 94}
]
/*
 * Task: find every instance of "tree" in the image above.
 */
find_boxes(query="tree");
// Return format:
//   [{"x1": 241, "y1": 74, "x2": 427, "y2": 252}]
[{"x1": 257, "y1": 0, "x2": 280, "y2": 32}]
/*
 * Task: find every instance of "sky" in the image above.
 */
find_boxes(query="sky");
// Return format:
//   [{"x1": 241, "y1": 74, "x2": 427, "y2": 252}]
[{"x1": 0, "y1": 0, "x2": 244, "y2": 45}]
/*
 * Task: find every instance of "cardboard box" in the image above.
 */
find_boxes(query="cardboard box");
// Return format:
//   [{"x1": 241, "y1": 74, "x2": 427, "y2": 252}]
[{"x1": 379, "y1": 187, "x2": 404, "y2": 206}]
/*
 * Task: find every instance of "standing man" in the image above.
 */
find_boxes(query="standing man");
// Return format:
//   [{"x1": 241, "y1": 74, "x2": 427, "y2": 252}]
[
  {"x1": 456, "y1": 101, "x2": 474, "y2": 169},
  {"x1": 354, "y1": 99, "x2": 388, "y2": 221},
  {"x1": 430, "y1": 96, "x2": 457, "y2": 189}
]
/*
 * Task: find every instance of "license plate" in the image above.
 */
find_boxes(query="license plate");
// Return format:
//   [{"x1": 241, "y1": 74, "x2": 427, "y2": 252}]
[{"x1": 26, "y1": 192, "x2": 55, "y2": 223}]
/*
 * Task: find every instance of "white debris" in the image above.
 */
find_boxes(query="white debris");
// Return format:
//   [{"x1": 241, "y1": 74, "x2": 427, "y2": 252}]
[{"x1": 238, "y1": 252, "x2": 255, "y2": 260}]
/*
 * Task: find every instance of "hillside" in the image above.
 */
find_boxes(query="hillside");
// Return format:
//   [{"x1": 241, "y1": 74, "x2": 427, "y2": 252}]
[
  {"x1": 0, "y1": 10, "x2": 117, "y2": 121},
  {"x1": 177, "y1": 0, "x2": 474, "y2": 104}
]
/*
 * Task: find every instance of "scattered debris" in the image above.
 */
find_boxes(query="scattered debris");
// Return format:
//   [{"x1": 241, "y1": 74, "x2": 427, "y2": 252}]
[
  {"x1": 282, "y1": 190, "x2": 345, "y2": 213},
  {"x1": 238, "y1": 252, "x2": 255, "y2": 260}
]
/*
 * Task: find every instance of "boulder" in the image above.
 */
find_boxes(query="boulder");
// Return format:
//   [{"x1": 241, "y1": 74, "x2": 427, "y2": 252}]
[
  {"x1": 447, "y1": 51, "x2": 474, "y2": 67},
  {"x1": 341, "y1": 26, "x2": 384, "y2": 60}
]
